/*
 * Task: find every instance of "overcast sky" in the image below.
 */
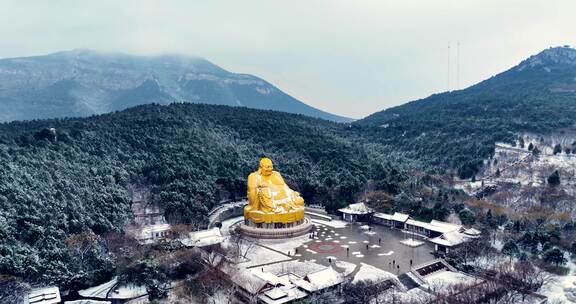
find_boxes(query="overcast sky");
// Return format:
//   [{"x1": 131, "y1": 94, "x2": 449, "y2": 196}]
[{"x1": 1, "y1": 0, "x2": 575, "y2": 118}]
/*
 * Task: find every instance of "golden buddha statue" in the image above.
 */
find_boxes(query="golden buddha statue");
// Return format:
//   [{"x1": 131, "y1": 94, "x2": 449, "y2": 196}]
[{"x1": 244, "y1": 158, "x2": 305, "y2": 224}]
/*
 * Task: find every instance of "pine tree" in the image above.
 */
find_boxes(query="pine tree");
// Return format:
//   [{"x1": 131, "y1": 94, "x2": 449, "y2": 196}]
[
  {"x1": 553, "y1": 144, "x2": 562, "y2": 155},
  {"x1": 548, "y1": 170, "x2": 561, "y2": 186}
]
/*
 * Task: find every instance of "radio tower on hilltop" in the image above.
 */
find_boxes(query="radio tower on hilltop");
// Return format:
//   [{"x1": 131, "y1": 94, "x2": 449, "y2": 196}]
[
  {"x1": 447, "y1": 41, "x2": 461, "y2": 92},
  {"x1": 456, "y1": 41, "x2": 460, "y2": 90}
]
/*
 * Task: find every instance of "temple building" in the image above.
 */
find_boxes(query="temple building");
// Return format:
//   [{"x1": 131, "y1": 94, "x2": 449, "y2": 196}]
[{"x1": 338, "y1": 202, "x2": 374, "y2": 222}]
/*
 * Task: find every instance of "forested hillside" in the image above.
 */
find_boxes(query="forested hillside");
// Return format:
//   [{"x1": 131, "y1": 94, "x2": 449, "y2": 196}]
[
  {"x1": 356, "y1": 46, "x2": 576, "y2": 178},
  {"x1": 0, "y1": 103, "x2": 402, "y2": 288}
]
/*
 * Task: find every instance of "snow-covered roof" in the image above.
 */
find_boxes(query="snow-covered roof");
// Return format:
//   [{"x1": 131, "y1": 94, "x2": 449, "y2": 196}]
[
  {"x1": 392, "y1": 212, "x2": 410, "y2": 222},
  {"x1": 182, "y1": 228, "x2": 225, "y2": 247},
  {"x1": 137, "y1": 223, "x2": 171, "y2": 241},
  {"x1": 264, "y1": 288, "x2": 287, "y2": 300},
  {"x1": 423, "y1": 270, "x2": 480, "y2": 290},
  {"x1": 352, "y1": 263, "x2": 397, "y2": 284},
  {"x1": 260, "y1": 260, "x2": 326, "y2": 278},
  {"x1": 429, "y1": 231, "x2": 468, "y2": 247},
  {"x1": 252, "y1": 270, "x2": 291, "y2": 286},
  {"x1": 259, "y1": 286, "x2": 308, "y2": 304},
  {"x1": 303, "y1": 266, "x2": 343, "y2": 291},
  {"x1": 25, "y1": 287, "x2": 61, "y2": 304},
  {"x1": 464, "y1": 227, "x2": 481, "y2": 236},
  {"x1": 406, "y1": 219, "x2": 433, "y2": 229},
  {"x1": 374, "y1": 212, "x2": 394, "y2": 220},
  {"x1": 338, "y1": 202, "x2": 373, "y2": 215},
  {"x1": 231, "y1": 270, "x2": 270, "y2": 294},
  {"x1": 428, "y1": 220, "x2": 461, "y2": 234},
  {"x1": 292, "y1": 278, "x2": 314, "y2": 292}
]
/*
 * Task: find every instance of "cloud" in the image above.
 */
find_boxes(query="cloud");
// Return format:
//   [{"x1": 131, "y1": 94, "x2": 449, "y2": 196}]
[{"x1": 1, "y1": 0, "x2": 575, "y2": 118}]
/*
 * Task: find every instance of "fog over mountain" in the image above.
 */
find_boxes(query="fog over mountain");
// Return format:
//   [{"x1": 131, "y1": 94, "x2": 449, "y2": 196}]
[{"x1": 0, "y1": 50, "x2": 351, "y2": 122}]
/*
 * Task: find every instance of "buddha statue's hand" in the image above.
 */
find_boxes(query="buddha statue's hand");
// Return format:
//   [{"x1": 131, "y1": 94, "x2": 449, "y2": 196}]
[{"x1": 257, "y1": 188, "x2": 275, "y2": 213}]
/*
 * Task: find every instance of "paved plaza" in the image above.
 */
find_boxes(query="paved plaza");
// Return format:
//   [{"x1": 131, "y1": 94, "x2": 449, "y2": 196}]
[
  {"x1": 235, "y1": 217, "x2": 435, "y2": 277},
  {"x1": 293, "y1": 220, "x2": 435, "y2": 275}
]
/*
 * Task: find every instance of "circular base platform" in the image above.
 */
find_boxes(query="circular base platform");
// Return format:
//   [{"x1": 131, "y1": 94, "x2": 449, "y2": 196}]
[{"x1": 236, "y1": 217, "x2": 313, "y2": 239}]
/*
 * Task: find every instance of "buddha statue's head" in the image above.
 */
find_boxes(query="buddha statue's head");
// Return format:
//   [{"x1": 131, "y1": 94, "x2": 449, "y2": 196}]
[{"x1": 259, "y1": 158, "x2": 274, "y2": 176}]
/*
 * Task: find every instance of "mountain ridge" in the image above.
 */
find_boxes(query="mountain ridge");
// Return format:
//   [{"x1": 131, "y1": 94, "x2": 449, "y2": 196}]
[
  {"x1": 354, "y1": 46, "x2": 576, "y2": 178},
  {"x1": 0, "y1": 49, "x2": 351, "y2": 122}
]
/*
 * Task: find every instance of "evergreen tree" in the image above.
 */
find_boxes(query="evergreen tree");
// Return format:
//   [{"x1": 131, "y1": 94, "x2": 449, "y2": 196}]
[
  {"x1": 553, "y1": 144, "x2": 562, "y2": 155},
  {"x1": 458, "y1": 209, "x2": 476, "y2": 225},
  {"x1": 548, "y1": 170, "x2": 561, "y2": 186},
  {"x1": 543, "y1": 247, "x2": 567, "y2": 266},
  {"x1": 502, "y1": 240, "x2": 520, "y2": 257}
]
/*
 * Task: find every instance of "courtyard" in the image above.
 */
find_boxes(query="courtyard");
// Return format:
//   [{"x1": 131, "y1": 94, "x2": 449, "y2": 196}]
[
  {"x1": 293, "y1": 220, "x2": 435, "y2": 275},
  {"x1": 228, "y1": 216, "x2": 436, "y2": 278}
]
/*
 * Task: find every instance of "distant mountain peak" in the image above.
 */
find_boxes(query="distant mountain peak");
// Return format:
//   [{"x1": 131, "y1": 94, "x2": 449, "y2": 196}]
[
  {"x1": 0, "y1": 50, "x2": 352, "y2": 122},
  {"x1": 516, "y1": 46, "x2": 576, "y2": 71}
]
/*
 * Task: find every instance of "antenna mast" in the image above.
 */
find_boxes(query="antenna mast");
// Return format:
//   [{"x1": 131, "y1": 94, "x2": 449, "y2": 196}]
[
  {"x1": 447, "y1": 45, "x2": 451, "y2": 92},
  {"x1": 456, "y1": 41, "x2": 460, "y2": 90}
]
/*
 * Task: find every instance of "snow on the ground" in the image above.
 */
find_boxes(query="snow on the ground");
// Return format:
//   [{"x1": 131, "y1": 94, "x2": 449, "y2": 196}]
[
  {"x1": 260, "y1": 260, "x2": 325, "y2": 277},
  {"x1": 352, "y1": 263, "x2": 396, "y2": 284},
  {"x1": 79, "y1": 278, "x2": 117, "y2": 297},
  {"x1": 220, "y1": 216, "x2": 243, "y2": 234},
  {"x1": 400, "y1": 238, "x2": 425, "y2": 247},
  {"x1": 78, "y1": 277, "x2": 146, "y2": 300},
  {"x1": 110, "y1": 285, "x2": 147, "y2": 299},
  {"x1": 378, "y1": 251, "x2": 394, "y2": 256},
  {"x1": 260, "y1": 235, "x2": 309, "y2": 253},
  {"x1": 335, "y1": 260, "x2": 357, "y2": 276},
  {"x1": 540, "y1": 274, "x2": 576, "y2": 303},
  {"x1": 208, "y1": 289, "x2": 235, "y2": 304},
  {"x1": 360, "y1": 225, "x2": 370, "y2": 230},
  {"x1": 492, "y1": 238, "x2": 504, "y2": 251},
  {"x1": 423, "y1": 270, "x2": 479, "y2": 291},
  {"x1": 540, "y1": 261, "x2": 576, "y2": 303},
  {"x1": 238, "y1": 243, "x2": 292, "y2": 268},
  {"x1": 312, "y1": 219, "x2": 348, "y2": 228}
]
